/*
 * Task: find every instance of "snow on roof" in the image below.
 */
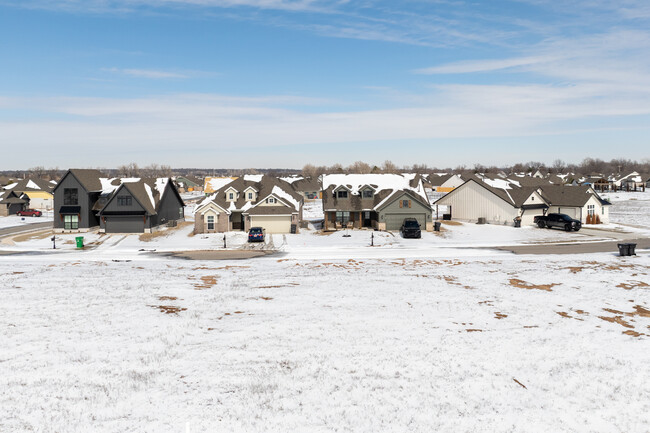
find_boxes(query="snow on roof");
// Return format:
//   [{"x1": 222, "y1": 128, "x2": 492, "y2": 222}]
[
  {"x1": 323, "y1": 173, "x2": 428, "y2": 207},
  {"x1": 243, "y1": 174, "x2": 263, "y2": 182},
  {"x1": 26, "y1": 180, "x2": 41, "y2": 190},
  {"x1": 155, "y1": 178, "x2": 169, "y2": 195},
  {"x1": 481, "y1": 177, "x2": 512, "y2": 190},
  {"x1": 144, "y1": 183, "x2": 155, "y2": 209},
  {"x1": 228, "y1": 201, "x2": 237, "y2": 211},
  {"x1": 207, "y1": 177, "x2": 235, "y2": 191},
  {"x1": 279, "y1": 176, "x2": 304, "y2": 184},
  {"x1": 4, "y1": 182, "x2": 17, "y2": 189},
  {"x1": 270, "y1": 185, "x2": 300, "y2": 210}
]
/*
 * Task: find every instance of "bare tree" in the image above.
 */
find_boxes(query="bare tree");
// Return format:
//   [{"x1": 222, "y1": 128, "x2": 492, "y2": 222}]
[
  {"x1": 382, "y1": 160, "x2": 399, "y2": 173},
  {"x1": 117, "y1": 163, "x2": 140, "y2": 177},
  {"x1": 552, "y1": 159, "x2": 565, "y2": 173},
  {"x1": 348, "y1": 161, "x2": 372, "y2": 174},
  {"x1": 301, "y1": 164, "x2": 318, "y2": 178}
]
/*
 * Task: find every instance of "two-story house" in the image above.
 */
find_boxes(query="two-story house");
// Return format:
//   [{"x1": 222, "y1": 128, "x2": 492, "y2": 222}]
[
  {"x1": 321, "y1": 174, "x2": 433, "y2": 231},
  {"x1": 194, "y1": 175, "x2": 303, "y2": 234},
  {"x1": 53, "y1": 169, "x2": 185, "y2": 233}
]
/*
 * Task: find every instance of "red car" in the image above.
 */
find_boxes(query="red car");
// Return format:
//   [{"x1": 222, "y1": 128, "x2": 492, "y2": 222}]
[{"x1": 17, "y1": 209, "x2": 42, "y2": 217}]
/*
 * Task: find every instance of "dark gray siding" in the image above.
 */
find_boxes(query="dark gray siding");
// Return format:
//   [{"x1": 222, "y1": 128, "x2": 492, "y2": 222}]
[
  {"x1": 105, "y1": 216, "x2": 146, "y2": 233},
  {"x1": 100, "y1": 186, "x2": 152, "y2": 233},
  {"x1": 53, "y1": 172, "x2": 99, "y2": 229},
  {"x1": 156, "y1": 182, "x2": 185, "y2": 225}
]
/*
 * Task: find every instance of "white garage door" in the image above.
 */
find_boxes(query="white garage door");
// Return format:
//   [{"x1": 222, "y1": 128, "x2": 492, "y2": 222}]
[
  {"x1": 558, "y1": 207, "x2": 578, "y2": 218},
  {"x1": 521, "y1": 210, "x2": 545, "y2": 226},
  {"x1": 250, "y1": 215, "x2": 292, "y2": 234}
]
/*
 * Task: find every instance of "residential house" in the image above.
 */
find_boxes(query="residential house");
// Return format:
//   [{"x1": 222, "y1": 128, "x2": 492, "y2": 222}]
[
  {"x1": 321, "y1": 174, "x2": 433, "y2": 231},
  {"x1": 281, "y1": 176, "x2": 322, "y2": 200},
  {"x1": 616, "y1": 172, "x2": 646, "y2": 192},
  {"x1": 194, "y1": 175, "x2": 303, "y2": 234},
  {"x1": 0, "y1": 190, "x2": 28, "y2": 216},
  {"x1": 427, "y1": 173, "x2": 464, "y2": 193},
  {"x1": 53, "y1": 169, "x2": 185, "y2": 233},
  {"x1": 434, "y1": 175, "x2": 611, "y2": 226},
  {"x1": 3, "y1": 177, "x2": 56, "y2": 211}
]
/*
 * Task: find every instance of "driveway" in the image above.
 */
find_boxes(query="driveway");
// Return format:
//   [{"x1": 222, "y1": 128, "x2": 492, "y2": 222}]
[{"x1": 0, "y1": 222, "x2": 52, "y2": 238}]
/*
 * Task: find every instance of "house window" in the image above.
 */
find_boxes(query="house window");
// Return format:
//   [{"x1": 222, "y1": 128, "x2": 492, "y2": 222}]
[
  {"x1": 248, "y1": 192, "x2": 253, "y2": 200},
  {"x1": 228, "y1": 192, "x2": 234, "y2": 200},
  {"x1": 602, "y1": 206, "x2": 605, "y2": 215},
  {"x1": 63, "y1": 188, "x2": 78, "y2": 205},
  {"x1": 587, "y1": 204, "x2": 595, "y2": 216},
  {"x1": 207, "y1": 215, "x2": 215, "y2": 230},
  {"x1": 337, "y1": 190, "x2": 348, "y2": 199},
  {"x1": 117, "y1": 196, "x2": 132, "y2": 206},
  {"x1": 64, "y1": 215, "x2": 79, "y2": 230},
  {"x1": 267, "y1": 197, "x2": 276, "y2": 204},
  {"x1": 362, "y1": 189, "x2": 373, "y2": 199},
  {"x1": 179, "y1": 207, "x2": 184, "y2": 218},
  {"x1": 400, "y1": 200, "x2": 411, "y2": 208},
  {"x1": 336, "y1": 211, "x2": 350, "y2": 224}
]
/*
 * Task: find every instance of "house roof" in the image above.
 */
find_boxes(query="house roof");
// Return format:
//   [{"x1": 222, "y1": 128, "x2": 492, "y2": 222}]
[
  {"x1": 537, "y1": 185, "x2": 610, "y2": 207},
  {"x1": 64, "y1": 169, "x2": 106, "y2": 192},
  {"x1": 6, "y1": 177, "x2": 56, "y2": 193},
  {"x1": 0, "y1": 190, "x2": 27, "y2": 204},
  {"x1": 197, "y1": 175, "x2": 302, "y2": 215},
  {"x1": 321, "y1": 173, "x2": 430, "y2": 211},
  {"x1": 99, "y1": 177, "x2": 178, "y2": 215}
]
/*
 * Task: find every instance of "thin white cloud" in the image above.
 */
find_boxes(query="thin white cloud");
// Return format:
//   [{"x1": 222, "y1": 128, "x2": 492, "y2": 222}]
[
  {"x1": 104, "y1": 67, "x2": 190, "y2": 79},
  {"x1": 413, "y1": 56, "x2": 557, "y2": 74}
]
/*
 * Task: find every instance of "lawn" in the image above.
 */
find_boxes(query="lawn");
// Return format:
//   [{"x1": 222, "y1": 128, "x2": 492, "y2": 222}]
[{"x1": 1, "y1": 252, "x2": 649, "y2": 432}]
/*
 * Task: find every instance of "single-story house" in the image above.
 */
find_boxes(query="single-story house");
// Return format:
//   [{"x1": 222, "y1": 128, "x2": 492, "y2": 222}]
[
  {"x1": 434, "y1": 175, "x2": 611, "y2": 226},
  {"x1": 321, "y1": 173, "x2": 433, "y2": 231},
  {"x1": 174, "y1": 175, "x2": 203, "y2": 193},
  {"x1": 427, "y1": 173, "x2": 464, "y2": 193},
  {"x1": 0, "y1": 190, "x2": 28, "y2": 216},
  {"x1": 194, "y1": 175, "x2": 303, "y2": 234},
  {"x1": 53, "y1": 169, "x2": 185, "y2": 233}
]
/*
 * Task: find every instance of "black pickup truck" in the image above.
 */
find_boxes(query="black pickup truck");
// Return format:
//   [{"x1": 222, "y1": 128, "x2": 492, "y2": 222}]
[{"x1": 534, "y1": 213, "x2": 582, "y2": 231}]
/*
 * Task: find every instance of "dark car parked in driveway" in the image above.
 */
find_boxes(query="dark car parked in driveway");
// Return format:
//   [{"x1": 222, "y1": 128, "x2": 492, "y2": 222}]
[
  {"x1": 534, "y1": 213, "x2": 581, "y2": 231},
  {"x1": 17, "y1": 209, "x2": 42, "y2": 217},
  {"x1": 248, "y1": 227, "x2": 265, "y2": 242},
  {"x1": 400, "y1": 218, "x2": 422, "y2": 238}
]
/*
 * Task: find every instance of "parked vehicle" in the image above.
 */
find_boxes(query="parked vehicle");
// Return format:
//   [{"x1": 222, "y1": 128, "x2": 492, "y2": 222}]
[
  {"x1": 534, "y1": 213, "x2": 581, "y2": 231},
  {"x1": 17, "y1": 209, "x2": 42, "y2": 217},
  {"x1": 400, "y1": 218, "x2": 422, "y2": 238},
  {"x1": 248, "y1": 227, "x2": 265, "y2": 242}
]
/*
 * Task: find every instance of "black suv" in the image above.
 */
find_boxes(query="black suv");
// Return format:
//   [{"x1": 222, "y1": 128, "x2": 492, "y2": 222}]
[{"x1": 400, "y1": 218, "x2": 422, "y2": 238}]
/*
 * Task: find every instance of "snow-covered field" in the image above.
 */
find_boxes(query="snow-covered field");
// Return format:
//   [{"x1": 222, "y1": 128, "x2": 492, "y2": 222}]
[
  {"x1": 606, "y1": 192, "x2": 650, "y2": 228},
  {"x1": 1, "y1": 252, "x2": 649, "y2": 432}
]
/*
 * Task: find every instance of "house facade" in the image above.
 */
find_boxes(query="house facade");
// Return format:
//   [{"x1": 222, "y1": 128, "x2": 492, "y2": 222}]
[
  {"x1": 0, "y1": 190, "x2": 28, "y2": 216},
  {"x1": 321, "y1": 174, "x2": 433, "y2": 231},
  {"x1": 53, "y1": 169, "x2": 184, "y2": 233},
  {"x1": 194, "y1": 175, "x2": 303, "y2": 234},
  {"x1": 435, "y1": 176, "x2": 611, "y2": 226},
  {"x1": 3, "y1": 178, "x2": 55, "y2": 211}
]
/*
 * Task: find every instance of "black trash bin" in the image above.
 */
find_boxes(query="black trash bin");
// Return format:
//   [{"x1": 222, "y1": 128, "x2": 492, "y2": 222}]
[
  {"x1": 617, "y1": 243, "x2": 631, "y2": 256},
  {"x1": 434, "y1": 221, "x2": 441, "y2": 232},
  {"x1": 628, "y1": 243, "x2": 637, "y2": 255},
  {"x1": 513, "y1": 218, "x2": 521, "y2": 228}
]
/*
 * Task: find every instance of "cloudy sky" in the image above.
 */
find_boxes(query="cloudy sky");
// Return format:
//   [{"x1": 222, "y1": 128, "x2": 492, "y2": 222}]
[{"x1": 1, "y1": 0, "x2": 649, "y2": 169}]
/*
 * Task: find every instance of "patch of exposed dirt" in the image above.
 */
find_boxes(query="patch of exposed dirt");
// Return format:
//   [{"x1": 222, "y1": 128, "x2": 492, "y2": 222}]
[
  {"x1": 441, "y1": 220, "x2": 462, "y2": 226},
  {"x1": 565, "y1": 266, "x2": 585, "y2": 274},
  {"x1": 617, "y1": 280, "x2": 649, "y2": 290},
  {"x1": 139, "y1": 221, "x2": 193, "y2": 242},
  {"x1": 13, "y1": 230, "x2": 53, "y2": 243},
  {"x1": 494, "y1": 312, "x2": 507, "y2": 319},
  {"x1": 598, "y1": 315, "x2": 634, "y2": 329},
  {"x1": 556, "y1": 311, "x2": 571, "y2": 319},
  {"x1": 623, "y1": 330, "x2": 645, "y2": 337},
  {"x1": 194, "y1": 275, "x2": 218, "y2": 289},
  {"x1": 150, "y1": 305, "x2": 186, "y2": 315},
  {"x1": 466, "y1": 329, "x2": 482, "y2": 332},
  {"x1": 509, "y1": 278, "x2": 558, "y2": 292}
]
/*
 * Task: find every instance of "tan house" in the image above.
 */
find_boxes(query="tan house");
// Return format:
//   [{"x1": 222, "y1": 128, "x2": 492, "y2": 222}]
[{"x1": 194, "y1": 175, "x2": 303, "y2": 234}]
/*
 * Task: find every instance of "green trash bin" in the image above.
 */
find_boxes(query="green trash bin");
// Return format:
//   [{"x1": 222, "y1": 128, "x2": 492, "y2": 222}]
[{"x1": 75, "y1": 236, "x2": 84, "y2": 249}]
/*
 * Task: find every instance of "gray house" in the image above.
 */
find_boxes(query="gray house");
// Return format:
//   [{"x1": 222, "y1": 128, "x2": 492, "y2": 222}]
[
  {"x1": 0, "y1": 190, "x2": 28, "y2": 216},
  {"x1": 321, "y1": 174, "x2": 433, "y2": 231},
  {"x1": 53, "y1": 169, "x2": 185, "y2": 233}
]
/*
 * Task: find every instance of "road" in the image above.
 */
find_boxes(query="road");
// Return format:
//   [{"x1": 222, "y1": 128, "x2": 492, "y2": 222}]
[
  {"x1": 494, "y1": 237, "x2": 650, "y2": 255},
  {"x1": 0, "y1": 222, "x2": 52, "y2": 238}
]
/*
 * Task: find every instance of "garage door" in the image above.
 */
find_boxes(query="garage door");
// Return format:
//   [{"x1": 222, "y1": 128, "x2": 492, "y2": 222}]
[
  {"x1": 559, "y1": 207, "x2": 578, "y2": 218},
  {"x1": 521, "y1": 210, "x2": 545, "y2": 226},
  {"x1": 384, "y1": 213, "x2": 426, "y2": 231},
  {"x1": 250, "y1": 215, "x2": 292, "y2": 234},
  {"x1": 106, "y1": 217, "x2": 145, "y2": 233}
]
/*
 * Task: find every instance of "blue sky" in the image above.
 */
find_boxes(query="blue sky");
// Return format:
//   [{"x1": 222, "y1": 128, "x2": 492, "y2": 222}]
[{"x1": 1, "y1": 0, "x2": 649, "y2": 169}]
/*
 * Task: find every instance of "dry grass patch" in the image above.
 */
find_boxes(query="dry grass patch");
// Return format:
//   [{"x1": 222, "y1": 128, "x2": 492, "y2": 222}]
[
  {"x1": 622, "y1": 330, "x2": 645, "y2": 337},
  {"x1": 494, "y1": 312, "x2": 507, "y2": 319},
  {"x1": 150, "y1": 305, "x2": 187, "y2": 315},
  {"x1": 509, "y1": 278, "x2": 558, "y2": 292},
  {"x1": 441, "y1": 220, "x2": 462, "y2": 226},
  {"x1": 13, "y1": 230, "x2": 53, "y2": 243},
  {"x1": 194, "y1": 275, "x2": 218, "y2": 289},
  {"x1": 617, "y1": 280, "x2": 649, "y2": 290}
]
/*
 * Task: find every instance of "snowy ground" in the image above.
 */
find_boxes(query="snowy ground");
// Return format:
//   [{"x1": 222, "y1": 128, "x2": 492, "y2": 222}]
[
  {"x1": 1, "y1": 252, "x2": 648, "y2": 432},
  {"x1": 0, "y1": 212, "x2": 53, "y2": 229},
  {"x1": 606, "y1": 192, "x2": 650, "y2": 228}
]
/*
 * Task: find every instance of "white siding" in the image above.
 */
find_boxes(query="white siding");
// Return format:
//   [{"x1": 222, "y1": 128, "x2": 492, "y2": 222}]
[{"x1": 436, "y1": 181, "x2": 517, "y2": 224}]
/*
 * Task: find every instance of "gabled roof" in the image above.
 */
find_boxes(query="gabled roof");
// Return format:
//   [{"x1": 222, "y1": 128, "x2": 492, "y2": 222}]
[
  {"x1": 0, "y1": 190, "x2": 27, "y2": 204},
  {"x1": 53, "y1": 169, "x2": 106, "y2": 193},
  {"x1": 5, "y1": 177, "x2": 55, "y2": 193},
  {"x1": 196, "y1": 175, "x2": 302, "y2": 215},
  {"x1": 98, "y1": 177, "x2": 182, "y2": 215},
  {"x1": 321, "y1": 174, "x2": 430, "y2": 211},
  {"x1": 537, "y1": 185, "x2": 609, "y2": 207}
]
